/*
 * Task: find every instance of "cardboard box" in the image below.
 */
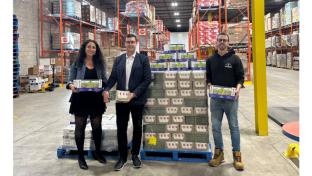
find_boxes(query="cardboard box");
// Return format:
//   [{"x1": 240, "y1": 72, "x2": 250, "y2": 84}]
[
  {"x1": 195, "y1": 125, "x2": 209, "y2": 133},
  {"x1": 164, "y1": 80, "x2": 177, "y2": 89},
  {"x1": 165, "y1": 89, "x2": 178, "y2": 97},
  {"x1": 28, "y1": 66, "x2": 39, "y2": 75},
  {"x1": 172, "y1": 133, "x2": 185, "y2": 141},
  {"x1": 145, "y1": 98, "x2": 156, "y2": 106},
  {"x1": 178, "y1": 71, "x2": 192, "y2": 80},
  {"x1": 193, "y1": 80, "x2": 207, "y2": 89},
  {"x1": 143, "y1": 115, "x2": 156, "y2": 124},
  {"x1": 165, "y1": 141, "x2": 179, "y2": 150},
  {"x1": 166, "y1": 107, "x2": 179, "y2": 115},
  {"x1": 180, "y1": 124, "x2": 194, "y2": 133},
  {"x1": 143, "y1": 124, "x2": 166, "y2": 133},
  {"x1": 194, "y1": 89, "x2": 207, "y2": 97},
  {"x1": 192, "y1": 71, "x2": 206, "y2": 80},
  {"x1": 166, "y1": 124, "x2": 179, "y2": 132},
  {"x1": 180, "y1": 142, "x2": 194, "y2": 150},
  {"x1": 179, "y1": 89, "x2": 193, "y2": 97},
  {"x1": 172, "y1": 115, "x2": 185, "y2": 124},
  {"x1": 195, "y1": 142, "x2": 209, "y2": 151},
  {"x1": 157, "y1": 115, "x2": 171, "y2": 124},
  {"x1": 158, "y1": 133, "x2": 171, "y2": 140},
  {"x1": 164, "y1": 71, "x2": 177, "y2": 80},
  {"x1": 171, "y1": 98, "x2": 184, "y2": 106},
  {"x1": 181, "y1": 107, "x2": 193, "y2": 115},
  {"x1": 178, "y1": 80, "x2": 192, "y2": 89},
  {"x1": 194, "y1": 107, "x2": 208, "y2": 115},
  {"x1": 157, "y1": 98, "x2": 170, "y2": 106}
]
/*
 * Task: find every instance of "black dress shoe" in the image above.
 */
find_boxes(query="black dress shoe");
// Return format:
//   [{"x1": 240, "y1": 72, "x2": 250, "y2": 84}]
[
  {"x1": 132, "y1": 155, "x2": 142, "y2": 168},
  {"x1": 93, "y1": 151, "x2": 107, "y2": 164},
  {"x1": 78, "y1": 156, "x2": 88, "y2": 170},
  {"x1": 114, "y1": 159, "x2": 127, "y2": 171}
]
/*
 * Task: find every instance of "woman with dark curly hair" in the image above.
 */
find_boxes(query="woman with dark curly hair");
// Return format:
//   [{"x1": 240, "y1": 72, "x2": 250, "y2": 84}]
[{"x1": 66, "y1": 40, "x2": 107, "y2": 170}]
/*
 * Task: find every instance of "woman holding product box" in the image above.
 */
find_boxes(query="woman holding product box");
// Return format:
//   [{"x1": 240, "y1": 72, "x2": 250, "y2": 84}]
[{"x1": 66, "y1": 40, "x2": 107, "y2": 170}]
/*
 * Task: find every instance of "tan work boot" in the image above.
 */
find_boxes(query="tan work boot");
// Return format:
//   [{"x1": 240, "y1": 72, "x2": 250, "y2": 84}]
[
  {"x1": 208, "y1": 148, "x2": 224, "y2": 167},
  {"x1": 233, "y1": 151, "x2": 244, "y2": 171}
]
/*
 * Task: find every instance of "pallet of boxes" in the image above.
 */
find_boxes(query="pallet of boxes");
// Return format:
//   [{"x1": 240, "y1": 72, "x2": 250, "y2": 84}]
[{"x1": 141, "y1": 44, "x2": 212, "y2": 162}]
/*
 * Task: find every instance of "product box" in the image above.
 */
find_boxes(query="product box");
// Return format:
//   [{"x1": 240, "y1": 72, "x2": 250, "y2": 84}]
[
  {"x1": 180, "y1": 124, "x2": 194, "y2": 133},
  {"x1": 171, "y1": 98, "x2": 184, "y2": 106},
  {"x1": 178, "y1": 80, "x2": 192, "y2": 89},
  {"x1": 143, "y1": 115, "x2": 156, "y2": 124},
  {"x1": 209, "y1": 85, "x2": 236, "y2": 100},
  {"x1": 172, "y1": 115, "x2": 185, "y2": 124},
  {"x1": 180, "y1": 142, "x2": 194, "y2": 150},
  {"x1": 165, "y1": 89, "x2": 179, "y2": 97},
  {"x1": 115, "y1": 90, "x2": 131, "y2": 102},
  {"x1": 157, "y1": 98, "x2": 171, "y2": 106},
  {"x1": 157, "y1": 115, "x2": 171, "y2": 124},
  {"x1": 165, "y1": 141, "x2": 179, "y2": 150},
  {"x1": 166, "y1": 124, "x2": 179, "y2": 132},
  {"x1": 73, "y1": 79, "x2": 102, "y2": 92},
  {"x1": 179, "y1": 89, "x2": 193, "y2": 97},
  {"x1": 145, "y1": 98, "x2": 156, "y2": 106}
]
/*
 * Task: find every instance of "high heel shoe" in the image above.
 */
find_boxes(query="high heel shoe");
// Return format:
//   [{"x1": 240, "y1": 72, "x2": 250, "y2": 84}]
[
  {"x1": 78, "y1": 156, "x2": 88, "y2": 170},
  {"x1": 93, "y1": 151, "x2": 107, "y2": 164}
]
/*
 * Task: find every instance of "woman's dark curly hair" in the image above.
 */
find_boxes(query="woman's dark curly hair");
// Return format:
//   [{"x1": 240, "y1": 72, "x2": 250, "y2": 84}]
[{"x1": 75, "y1": 40, "x2": 106, "y2": 69}]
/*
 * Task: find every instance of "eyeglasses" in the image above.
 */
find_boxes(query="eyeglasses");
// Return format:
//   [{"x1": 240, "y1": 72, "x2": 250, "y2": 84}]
[
  {"x1": 126, "y1": 41, "x2": 136, "y2": 44},
  {"x1": 218, "y1": 39, "x2": 228, "y2": 42}
]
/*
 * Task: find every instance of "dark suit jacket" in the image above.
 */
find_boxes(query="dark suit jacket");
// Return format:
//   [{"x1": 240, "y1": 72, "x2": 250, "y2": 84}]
[{"x1": 105, "y1": 52, "x2": 152, "y2": 105}]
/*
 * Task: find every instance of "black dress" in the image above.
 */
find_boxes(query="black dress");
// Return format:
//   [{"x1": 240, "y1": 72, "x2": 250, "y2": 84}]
[{"x1": 69, "y1": 67, "x2": 106, "y2": 117}]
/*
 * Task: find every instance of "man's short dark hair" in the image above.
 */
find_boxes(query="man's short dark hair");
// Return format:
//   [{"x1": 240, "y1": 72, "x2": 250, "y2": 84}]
[
  {"x1": 218, "y1": 32, "x2": 230, "y2": 41},
  {"x1": 126, "y1": 33, "x2": 137, "y2": 42}
]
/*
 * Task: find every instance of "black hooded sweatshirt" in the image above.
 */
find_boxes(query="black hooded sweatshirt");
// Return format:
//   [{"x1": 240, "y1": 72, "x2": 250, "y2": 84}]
[{"x1": 206, "y1": 49, "x2": 245, "y2": 88}]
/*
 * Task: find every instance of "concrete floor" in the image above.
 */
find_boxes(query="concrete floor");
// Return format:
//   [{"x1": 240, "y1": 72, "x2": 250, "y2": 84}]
[{"x1": 14, "y1": 66, "x2": 299, "y2": 176}]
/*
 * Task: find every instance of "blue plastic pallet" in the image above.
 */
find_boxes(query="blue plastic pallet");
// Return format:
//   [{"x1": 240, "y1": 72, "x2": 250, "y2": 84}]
[
  {"x1": 57, "y1": 146, "x2": 120, "y2": 160},
  {"x1": 13, "y1": 48, "x2": 19, "y2": 53},
  {"x1": 13, "y1": 20, "x2": 18, "y2": 26},
  {"x1": 140, "y1": 149, "x2": 212, "y2": 163},
  {"x1": 13, "y1": 52, "x2": 19, "y2": 57}
]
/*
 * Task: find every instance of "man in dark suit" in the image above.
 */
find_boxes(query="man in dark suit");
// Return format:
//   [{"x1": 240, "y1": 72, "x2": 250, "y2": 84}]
[{"x1": 103, "y1": 34, "x2": 151, "y2": 171}]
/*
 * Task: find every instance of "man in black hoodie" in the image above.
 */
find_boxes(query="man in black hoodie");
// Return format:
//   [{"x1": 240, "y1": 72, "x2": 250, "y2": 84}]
[{"x1": 206, "y1": 32, "x2": 245, "y2": 171}]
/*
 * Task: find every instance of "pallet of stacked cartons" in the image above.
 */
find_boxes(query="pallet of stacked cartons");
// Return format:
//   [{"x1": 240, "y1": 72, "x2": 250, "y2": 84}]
[
  {"x1": 286, "y1": 52, "x2": 292, "y2": 69},
  {"x1": 293, "y1": 57, "x2": 299, "y2": 70},
  {"x1": 142, "y1": 70, "x2": 211, "y2": 161},
  {"x1": 267, "y1": 52, "x2": 272, "y2": 66},
  {"x1": 272, "y1": 13, "x2": 280, "y2": 29},
  {"x1": 272, "y1": 51, "x2": 277, "y2": 67},
  {"x1": 226, "y1": 0, "x2": 246, "y2": 8},
  {"x1": 285, "y1": 1, "x2": 298, "y2": 26},
  {"x1": 265, "y1": 13, "x2": 272, "y2": 32},
  {"x1": 279, "y1": 54, "x2": 287, "y2": 68}
]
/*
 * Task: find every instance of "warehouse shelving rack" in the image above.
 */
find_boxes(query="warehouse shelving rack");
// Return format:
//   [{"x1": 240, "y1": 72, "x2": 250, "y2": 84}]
[
  {"x1": 39, "y1": 0, "x2": 106, "y2": 85},
  {"x1": 189, "y1": 0, "x2": 252, "y2": 81},
  {"x1": 265, "y1": 1, "x2": 299, "y2": 71},
  {"x1": 116, "y1": 0, "x2": 165, "y2": 60}
]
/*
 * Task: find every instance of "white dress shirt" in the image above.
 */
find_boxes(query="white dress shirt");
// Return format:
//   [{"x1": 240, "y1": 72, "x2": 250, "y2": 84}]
[{"x1": 125, "y1": 52, "x2": 136, "y2": 90}]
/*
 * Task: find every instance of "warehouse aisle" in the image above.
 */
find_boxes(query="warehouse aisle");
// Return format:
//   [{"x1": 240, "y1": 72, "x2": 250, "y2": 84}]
[{"x1": 13, "y1": 67, "x2": 298, "y2": 176}]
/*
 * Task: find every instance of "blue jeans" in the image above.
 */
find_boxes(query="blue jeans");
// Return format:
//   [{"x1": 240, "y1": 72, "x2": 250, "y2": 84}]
[{"x1": 210, "y1": 98, "x2": 240, "y2": 151}]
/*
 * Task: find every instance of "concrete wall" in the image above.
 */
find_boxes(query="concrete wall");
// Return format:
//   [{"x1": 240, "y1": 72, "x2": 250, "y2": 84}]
[
  {"x1": 13, "y1": 0, "x2": 40, "y2": 75},
  {"x1": 170, "y1": 32, "x2": 189, "y2": 52}
]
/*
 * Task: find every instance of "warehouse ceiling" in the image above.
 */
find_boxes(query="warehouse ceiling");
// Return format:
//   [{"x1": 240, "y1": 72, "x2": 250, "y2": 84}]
[{"x1": 91, "y1": 0, "x2": 294, "y2": 32}]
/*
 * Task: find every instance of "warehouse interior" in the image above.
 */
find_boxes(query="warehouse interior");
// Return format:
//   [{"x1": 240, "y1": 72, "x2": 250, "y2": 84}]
[{"x1": 0, "y1": 0, "x2": 308, "y2": 175}]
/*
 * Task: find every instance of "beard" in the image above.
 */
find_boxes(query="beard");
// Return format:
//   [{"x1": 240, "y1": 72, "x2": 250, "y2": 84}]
[{"x1": 218, "y1": 43, "x2": 227, "y2": 50}]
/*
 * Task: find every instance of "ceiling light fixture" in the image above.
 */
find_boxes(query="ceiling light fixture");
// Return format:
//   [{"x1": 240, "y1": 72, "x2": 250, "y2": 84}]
[
  {"x1": 174, "y1": 12, "x2": 179, "y2": 16},
  {"x1": 171, "y1": 2, "x2": 178, "y2": 7},
  {"x1": 177, "y1": 24, "x2": 181, "y2": 27},
  {"x1": 176, "y1": 19, "x2": 181, "y2": 23}
]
